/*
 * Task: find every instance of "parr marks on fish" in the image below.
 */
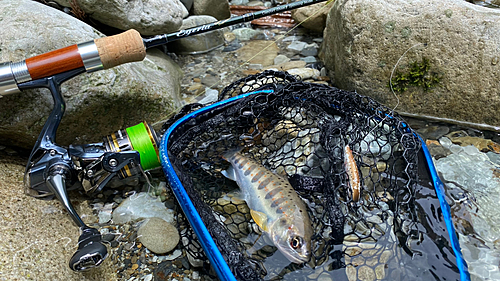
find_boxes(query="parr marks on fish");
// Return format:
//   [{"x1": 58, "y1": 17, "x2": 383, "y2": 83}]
[
  {"x1": 344, "y1": 145, "x2": 361, "y2": 202},
  {"x1": 222, "y1": 150, "x2": 313, "y2": 264}
]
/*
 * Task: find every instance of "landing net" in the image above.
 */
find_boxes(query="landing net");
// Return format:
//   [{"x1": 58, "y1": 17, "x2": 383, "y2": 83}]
[{"x1": 159, "y1": 70, "x2": 468, "y2": 281}]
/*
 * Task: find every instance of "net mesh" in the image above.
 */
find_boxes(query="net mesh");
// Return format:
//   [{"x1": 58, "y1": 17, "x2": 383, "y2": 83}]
[{"x1": 160, "y1": 70, "x2": 460, "y2": 280}]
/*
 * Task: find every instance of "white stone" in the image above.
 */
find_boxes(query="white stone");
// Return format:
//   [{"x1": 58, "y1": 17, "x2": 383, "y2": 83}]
[
  {"x1": 198, "y1": 88, "x2": 219, "y2": 104},
  {"x1": 286, "y1": 68, "x2": 320, "y2": 80},
  {"x1": 162, "y1": 249, "x2": 183, "y2": 260},
  {"x1": 112, "y1": 192, "x2": 174, "y2": 224}
]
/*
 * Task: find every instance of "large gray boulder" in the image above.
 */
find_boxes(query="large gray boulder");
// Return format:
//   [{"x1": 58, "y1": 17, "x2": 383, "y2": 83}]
[
  {"x1": 0, "y1": 0, "x2": 183, "y2": 149},
  {"x1": 322, "y1": 0, "x2": 500, "y2": 126},
  {"x1": 54, "y1": 0, "x2": 189, "y2": 35},
  {"x1": 191, "y1": 0, "x2": 231, "y2": 20},
  {"x1": 292, "y1": 1, "x2": 334, "y2": 34}
]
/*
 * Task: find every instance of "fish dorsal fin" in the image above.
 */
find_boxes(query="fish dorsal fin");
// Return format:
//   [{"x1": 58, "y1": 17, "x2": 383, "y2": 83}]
[{"x1": 250, "y1": 210, "x2": 269, "y2": 232}]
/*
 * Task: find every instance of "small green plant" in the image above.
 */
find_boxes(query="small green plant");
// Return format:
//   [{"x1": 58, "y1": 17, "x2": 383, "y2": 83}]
[{"x1": 389, "y1": 57, "x2": 441, "y2": 93}]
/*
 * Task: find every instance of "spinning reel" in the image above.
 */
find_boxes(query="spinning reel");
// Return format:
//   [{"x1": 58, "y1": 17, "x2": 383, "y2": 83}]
[{"x1": 1, "y1": 63, "x2": 162, "y2": 271}]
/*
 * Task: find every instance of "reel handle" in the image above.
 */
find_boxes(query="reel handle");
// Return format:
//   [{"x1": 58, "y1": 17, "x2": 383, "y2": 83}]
[{"x1": 69, "y1": 227, "x2": 108, "y2": 271}]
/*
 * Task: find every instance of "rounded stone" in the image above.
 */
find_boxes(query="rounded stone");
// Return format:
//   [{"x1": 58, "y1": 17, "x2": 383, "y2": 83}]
[
  {"x1": 167, "y1": 16, "x2": 224, "y2": 55},
  {"x1": 357, "y1": 265, "x2": 375, "y2": 281},
  {"x1": 138, "y1": 217, "x2": 179, "y2": 254}
]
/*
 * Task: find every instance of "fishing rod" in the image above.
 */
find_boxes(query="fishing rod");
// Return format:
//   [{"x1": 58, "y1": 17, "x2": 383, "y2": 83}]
[
  {"x1": 0, "y1": 0, "x2": 327, "y2": 97},
  {"x1": 0, "y1": 0, "x2": 328, "y2": 273}
]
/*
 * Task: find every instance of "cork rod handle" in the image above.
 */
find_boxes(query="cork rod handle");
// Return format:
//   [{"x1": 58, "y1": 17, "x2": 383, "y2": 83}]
[{"x1": 94, "y1": 29, "x2": 146, "y2": 69}]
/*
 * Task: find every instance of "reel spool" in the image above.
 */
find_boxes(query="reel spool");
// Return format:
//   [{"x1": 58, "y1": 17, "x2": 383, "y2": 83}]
[
  {"x1": 103, "y1": 121, "x2": 161, "y2": 179},
  {"x1": 79, "y1": 121, "x2": 161, "y2": 194}
]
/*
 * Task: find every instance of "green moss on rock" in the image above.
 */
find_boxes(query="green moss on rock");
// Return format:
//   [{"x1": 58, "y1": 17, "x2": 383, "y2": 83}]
[{"x1": 389, "y1": 57, "x2": 441, "y2": 93}]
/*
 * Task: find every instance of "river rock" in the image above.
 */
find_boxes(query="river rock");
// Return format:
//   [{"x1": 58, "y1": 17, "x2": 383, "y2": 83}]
[
  {"x1": 286, "y1": 68, "x2": 321, "y2": 80},
  {"x1": 301, "y1": 56, "x2": 317, "y2": 63},
  {"x1": 232, "y1": 28, "x2": 263, "y2": 41},
  {"x1": 54, "y1": 0, "x2": 188, "y2": 35},
  {"x1": 237, "y1": 40, "x2": 279, "y2": 66},
  {"x1": 112, "y1": 192, "x2": 175, "y2": 224},
  {"x1": 291, "y1": 1, "x2": 334, "y2": 34},
  {"x1": 266, "y1": 60, "x2": 307, "y2": 71},
  {"x1": 301, "y1": 43, "x2": 319, "y2": 57},
  {"x1": 191, "y1": 0, "x2": 231, "y2": 20},
  {"x1": 138, "y1": 217, "x2": 180, "y2": 254},
  {"x1": 287, "y1": 41, "x2": 307, "y2": 53},
  {"x1": 179, "y1": 0, "x2": 194, "y2": 10},
  {"x1": 274, "y1": 54, "x2": 291, "y2": 65},
  {"x1": 322, "y1": 0, "x2": 500, "y2": 126},
  {"x1": 167, "y1": 15, "x2": 225, "y2": 54},
  {"x1": 0, "y1": 0, "x2": 182, "y2": 149}
]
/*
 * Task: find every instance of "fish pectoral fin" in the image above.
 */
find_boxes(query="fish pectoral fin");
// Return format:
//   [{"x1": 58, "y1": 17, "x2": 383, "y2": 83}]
[
  {"x1": 221, "y1": 166, "x2": 237, "y2": 181},
  {"x1": 250, "y1": 210, "x2": 269, "y2": 232}
]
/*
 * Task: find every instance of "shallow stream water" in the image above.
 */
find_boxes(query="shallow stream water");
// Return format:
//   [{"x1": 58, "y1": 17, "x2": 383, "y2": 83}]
[{"x1": 406, "y1": 117, "x2": 500, "y2": 281}]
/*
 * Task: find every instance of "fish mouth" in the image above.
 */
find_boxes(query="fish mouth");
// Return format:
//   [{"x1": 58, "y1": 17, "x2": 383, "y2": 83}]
[{"x1": 284, "y1": 251, "x2": 310, "y2": 264}]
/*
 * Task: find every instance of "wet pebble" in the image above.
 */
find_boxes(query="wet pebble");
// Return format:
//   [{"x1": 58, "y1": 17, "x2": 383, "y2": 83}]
[
  {"x1": 426, "y1": 141, "x2": 452, "y2": 159},
  {"x1": 300, "y1": 43, "x2": 319, "y2": 56},
  {"x1": 232, "y1": 27, "x2": 263, "y2": 41},
  {"x1": 201, "y1": 74, "x2": 219, "y2": 87},
  {"x1": 286, "y1": 67, "x2": 320, "y2": 80},
  {"x1": 138, "y1": 217, "x2": 179, "y2": 254},
  {"x1": 160, "y1": 249, "x2": 183, "y2": 261},
  {"x1": 301, "y1": 56, "x2": 317, "y2": 63},
  {"x1": 282, "y1": 35, "x2": 304, "y2": 42},
  {"x1": 287, "y1": 41, "x2": 307, "y2": 53},
  {"x1": 417, "y1": 125, "x2": 450, "y2": 140},
  {"x1": 317, "y1": 272, "x2": 333, "y2": 281},
  {"x1": 223, "y1": 40, "x2": 242, "y2": 52},
  {"x1": 102, "y1": 233, "x2": 116, "y2": 243},
  {"x1": 274, "y1": 54, "x2": 290, "y2": 65}
]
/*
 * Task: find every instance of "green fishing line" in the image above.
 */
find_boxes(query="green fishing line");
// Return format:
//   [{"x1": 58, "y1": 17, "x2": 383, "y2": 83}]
[{"x1": 126, "y1": 122, "x2": 160, "y2": 171}]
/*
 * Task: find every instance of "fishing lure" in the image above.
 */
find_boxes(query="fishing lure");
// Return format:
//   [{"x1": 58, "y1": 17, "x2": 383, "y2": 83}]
[{"x1": 344, "y1": 145, "x2": 361, "y2": 202}]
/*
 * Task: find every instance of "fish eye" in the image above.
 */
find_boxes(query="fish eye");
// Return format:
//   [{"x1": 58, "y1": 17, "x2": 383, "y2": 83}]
[{"x1": 290, "y1": 236, "x2": 303, "y2": 250}]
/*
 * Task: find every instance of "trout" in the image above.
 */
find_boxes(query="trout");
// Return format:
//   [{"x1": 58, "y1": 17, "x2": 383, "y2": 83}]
[{"x1": 222, "y1": 150, "x2": 313, "y2": 264}]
